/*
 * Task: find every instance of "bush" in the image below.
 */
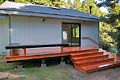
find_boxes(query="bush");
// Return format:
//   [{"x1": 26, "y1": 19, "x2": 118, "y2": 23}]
[{"x1": 99, "y1": 41, "x2": 111, "y2": 51}]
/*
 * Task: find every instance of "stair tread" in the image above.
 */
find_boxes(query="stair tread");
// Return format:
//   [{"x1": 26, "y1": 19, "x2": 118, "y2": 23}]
[
  {"x1": 75, "y1": 58, "x2": 114, "y2": 67},
  {"x1": 72, "y1": 55, "x2": 107, "y2": 60},
  {"x1": 70, "y1": 51, "x2": 99, "y2": 56},
  {"x1": 70, "y1": 52, "x2": 103, "y2": 57},
  {"x1": 75, "y1": 58, "x2": 112, "y2": 64},
  {"x1": 80, "y1": 60, "x2": 117, "y2": 72}
]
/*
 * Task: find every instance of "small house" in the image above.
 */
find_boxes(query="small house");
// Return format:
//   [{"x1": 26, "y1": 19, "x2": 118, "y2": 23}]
[
  {"x1": 1, "y1": 1, "x2": 120, "y2": 73},
  {"x1": 0, "y1": 1, "x2": 99, "y2": 54}
]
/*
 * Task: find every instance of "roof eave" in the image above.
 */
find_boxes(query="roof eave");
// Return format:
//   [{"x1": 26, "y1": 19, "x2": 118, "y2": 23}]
[{"x1": 0, "y1": 10, "x2": 99, "y2": 22}]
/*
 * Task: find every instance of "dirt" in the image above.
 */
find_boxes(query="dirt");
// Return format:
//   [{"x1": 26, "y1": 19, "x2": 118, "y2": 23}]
[
  {"x1": 71, "y1": 67, "x2": 120, "y2": 80},
  {"x1": 0, "y1": 72, "x2": 25, "y2": 79}
]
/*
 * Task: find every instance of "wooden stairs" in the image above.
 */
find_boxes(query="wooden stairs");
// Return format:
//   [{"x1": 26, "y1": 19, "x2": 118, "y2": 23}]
[{"x1": 70, "y1": 48, "x2": 120, "y2": 73}]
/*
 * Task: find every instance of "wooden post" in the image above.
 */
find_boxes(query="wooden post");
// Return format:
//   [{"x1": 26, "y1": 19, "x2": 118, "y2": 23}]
[
  {"x1": 10, "y1": 49, "x2": 19, "y2": 56},
  {"x1": 23, "y1": 48, "x2": 27, "y2": 56},
  {"x1": 10, "y1": 49, "x2": 12, "y2": 56},
  {"x1": 61, "y1": 47, "x2": 63, "y2": 52}
]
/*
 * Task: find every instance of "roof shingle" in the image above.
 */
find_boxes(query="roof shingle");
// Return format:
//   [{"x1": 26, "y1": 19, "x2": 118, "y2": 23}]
[{"x1": 0, "y1": 1, "x2": 99, "y2": 22}]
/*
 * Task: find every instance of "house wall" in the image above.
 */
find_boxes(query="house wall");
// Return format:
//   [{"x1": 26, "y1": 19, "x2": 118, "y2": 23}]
[
  {"x1": 10, "y1": 15, "x2": 62, "y2": 45},
  {"x1": 0, "y1": 15, "x2": 99, "y2": 55},
  {"x1": 10, "y1": 15, "x2": 99, "y2": 47},
  {"x1": 0, "y1": 17, "x2": 9, "y2": 55},
  {"x1": 81, "y1": 21, "x2": 99, "y2": 46}
]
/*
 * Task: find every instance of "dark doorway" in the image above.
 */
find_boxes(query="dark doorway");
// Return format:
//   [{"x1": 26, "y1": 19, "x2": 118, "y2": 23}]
[{"x1": 62, "y1": 23, "x2": 80, "y2": 46}]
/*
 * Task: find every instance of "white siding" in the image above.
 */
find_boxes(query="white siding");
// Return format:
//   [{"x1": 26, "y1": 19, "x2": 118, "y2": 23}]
[
  {"x1": 10, "y1": 16, "x2": 62, "y2": 45},
  {"x1": 0, "y1": 18, "x2": 9, "y2": 55},
  {"x1": 10, "y1": 15, "x2": 99, "y2": 46},
  {"x1": 81, "y1": 21, "x2": 99, "y2": 46}
]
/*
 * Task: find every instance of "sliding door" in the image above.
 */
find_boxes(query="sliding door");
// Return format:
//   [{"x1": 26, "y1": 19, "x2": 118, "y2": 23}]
[{"x1": 62, "y1": 23, "x2": 80, "y2": 46}]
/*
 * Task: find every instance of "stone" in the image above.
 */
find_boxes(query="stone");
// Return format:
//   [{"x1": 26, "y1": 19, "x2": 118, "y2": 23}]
[
  {"x1": 0, "y1": 72, "x2": 9, "y2": 79},
  {"x1": 59, "y1": 61, "x2": 66, "y2": 66}
]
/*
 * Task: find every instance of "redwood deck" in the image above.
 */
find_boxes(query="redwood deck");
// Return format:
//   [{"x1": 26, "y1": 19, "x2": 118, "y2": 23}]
[
  {"x1": 6, "y1": 46, "x2": 120, "y2": 73},
  {"x1": 6, "y1": 46, "x2": 97, "y2": 62}
]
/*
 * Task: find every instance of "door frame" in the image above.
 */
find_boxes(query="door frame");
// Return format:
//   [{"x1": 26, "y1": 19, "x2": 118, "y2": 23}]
[{"x1": 62, "y1": 22, "x2": 81, "y2": 46}]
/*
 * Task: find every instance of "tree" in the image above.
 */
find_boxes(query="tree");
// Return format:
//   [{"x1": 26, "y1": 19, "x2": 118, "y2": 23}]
[
  {"x1": 15, "y1": 0, "x2": 29, "y2": 3},
  {"x1": 50, "y1": 0, "x2": 66, "y2": 8},
  {"x1": 32, "y1": 0, "x2": 51, "y2": 6},
  {"x1": 66, "y1": 0, "x2": 72, "y2": 9},
  {"x1": 73, "y1": 0, "x2": 82, "y2": 10},
  {"x1": 81, "y1": 0, "x2": 103, "y2": 17},
  {"x1": 97, "y1": 0, "x2": 120, "y2": 8},
  {"x1": 107, "y1": 3, "x2": 120, "y2": 53},
  {"x1": 99, "y1": 0, "x2": 120, "y2": 53},
  {"x1": 0, "y1": 0, "x2": 4, "y2": 4}
]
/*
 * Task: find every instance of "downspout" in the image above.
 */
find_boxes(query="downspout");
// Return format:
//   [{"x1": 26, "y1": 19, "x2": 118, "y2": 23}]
[{"x1": 8, "y1": 15, "x2": 11, "y2": 45}]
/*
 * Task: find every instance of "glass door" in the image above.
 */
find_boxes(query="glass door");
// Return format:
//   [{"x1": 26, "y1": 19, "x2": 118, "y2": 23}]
[
  {"x1": 71, "y1": 24, "x2": 80, "y2": 46},
  {"x1": 62, "y1": 23, "x2": 80, "y2": 46}
]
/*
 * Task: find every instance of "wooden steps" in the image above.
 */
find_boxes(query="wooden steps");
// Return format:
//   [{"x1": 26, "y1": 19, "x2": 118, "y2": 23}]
[
  {"x1": 72, "y1": 55, "x2": 108, "y2": 61},
  {"x1": 70, "y1": 48, "x2": 120, "y2": 73},
  {"x1": 75, "y1": 58, "x2": 114, "y2": 66},
  {"x1": 75, "y1": 55, "x2": 108, "y2": 63}
]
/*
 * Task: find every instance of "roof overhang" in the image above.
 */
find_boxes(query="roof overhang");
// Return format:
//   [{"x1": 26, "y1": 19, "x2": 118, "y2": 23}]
[{"x1": 0, "y1": 9, "x2": 99, "y2": 22}]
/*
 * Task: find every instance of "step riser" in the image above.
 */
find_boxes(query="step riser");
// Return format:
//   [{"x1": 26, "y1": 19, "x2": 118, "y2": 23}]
[
  {"x1": 72, "y1": 55, "x2": 109, "y2": 62},
  {"x1": 76, "y1": 58, "x2": 114, "y2": 67}
]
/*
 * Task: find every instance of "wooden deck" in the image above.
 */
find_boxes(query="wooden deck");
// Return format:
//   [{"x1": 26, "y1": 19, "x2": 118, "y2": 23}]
[
  {"x1": 6, "y1": 46, "x2": 120, "y2": 73},
  {"x1": 6, "y1": 46, "x2": 97, "y2": 62}
]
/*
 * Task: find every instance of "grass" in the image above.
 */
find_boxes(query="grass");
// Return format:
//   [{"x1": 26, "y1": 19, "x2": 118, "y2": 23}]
[{"x1": 0, "y1": 57, "x2": 76, "y2": 80}]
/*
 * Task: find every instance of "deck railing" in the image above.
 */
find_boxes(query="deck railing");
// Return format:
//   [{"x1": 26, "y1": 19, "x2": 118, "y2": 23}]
[
  {"x1": 5, "y1": 44, "x2": 69, "y2": 56},
  {"x1": 82, "y1": 37, "x2": 99, "y2": 45}
]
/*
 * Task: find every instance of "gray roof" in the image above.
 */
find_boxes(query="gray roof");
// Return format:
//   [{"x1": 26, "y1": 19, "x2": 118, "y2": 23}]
[{"x1": 0, "y1": 1, "x2": 99, "y2": 22}]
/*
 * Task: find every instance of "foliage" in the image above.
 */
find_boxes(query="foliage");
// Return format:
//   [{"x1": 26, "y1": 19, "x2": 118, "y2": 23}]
[
  {"x1": 82, "y1": 0, "x2": 105, "y2": 17},
  {"x1": 99, "y1": 22, "x2": 113, "y2": 44},
  {"x1": 32, "y1": 0, "x2": 51, "y2": 6},
  {"x1": 51, "y1": 0, "x2": 66, "y2": 8},
  {"x1": 73, "y1": 0, "x2": 82, "y2": 10},
  {"x1": 66, "y1": 0, "x2": 72, "y2": 9},
  {"x1": 100, "y1": 2, "x2": 120, "y2": 53},
  {"x1": 0, "y1": 0, "x2": 4, "y2": 4},
  {"x1": 97, "y1": 0, "x2": 120, "y2": 8},
  {"x1": 99, "y1": 40, "x2": 111, "y2": 51}
]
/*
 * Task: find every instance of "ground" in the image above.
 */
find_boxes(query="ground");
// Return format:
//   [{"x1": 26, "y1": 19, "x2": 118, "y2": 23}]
[{"x1": 0, "y1": 57, "x2": 120, "y2": 80}]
